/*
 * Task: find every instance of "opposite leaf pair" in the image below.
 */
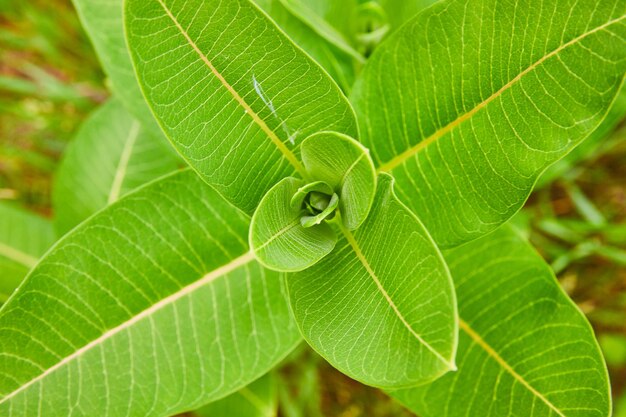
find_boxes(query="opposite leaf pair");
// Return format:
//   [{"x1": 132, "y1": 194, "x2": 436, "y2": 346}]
[{"x1": 250, "y1": 132, "x2": 376, "y2": 271}]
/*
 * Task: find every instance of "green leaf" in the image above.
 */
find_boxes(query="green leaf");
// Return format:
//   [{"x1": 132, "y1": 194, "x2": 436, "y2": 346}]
[
  {"x1": 250, "y1": 177, "x2": 337, "y2": 272},
  {"x1": 53, "y1": 98, "x2": 180, "y2": 235},
  {"x1": 194, "y1": 373, "x2": 277, "y2": 417},
  {"x1": 125, "y1": 0, "x2": 357, "y2": 214},
  {"x1": 301, "y1": 132, "x2": 376, "y2": 230},
  {"x1": 351, "y1": 0, "x2": 626, "y2": 248},
  {"x1": 286, "y1": 174, "x2": 458, "y2": 388},
  {"x1": 277, "y1": 0, "x2": 363, "y2": 62},
  {"x1": 0, "y1": 204, "x2": 55, "y2": 303},
  {"x1": 0, "y1": 170, "x2": 301, "y2": 416},
  {"x1": 71, "y1": 0, "x2": 160, "y2": 131},
  {"x1": 393, "y1": 226, "x2": 611, "y2": 417},
  {"x1": 538, "y1": 82, "x2": 626, "y2": 187},
  {"x1": 254, "y1": 0, "x2": 357, "y2": 93}
]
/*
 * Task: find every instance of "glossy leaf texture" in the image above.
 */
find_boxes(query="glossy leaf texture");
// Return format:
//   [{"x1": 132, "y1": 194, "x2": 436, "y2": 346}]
[
  {"x1": 393, "y1": 226, "x2": 610, "y2": 417},
  {"x1": 351, "y1": 0, "x2": 626, "y2": 248},
  {"x1": 72, "y1": 0, "x2": 160, "y2": 131},
  {"x1": 0, "y1": 170, "x2": 301, "y2": 416},
  {"x1": 0, "y1": 204, "x2": 55, "y2": 303},
  {"x1": 125, "y1": 0, "x2": 357, "y2": 214},
  {"x1": 194, "y1": 373, "x2": 277, "y2": 417},
  {"x1": 254, "y1": 0, "x2": 357, "y2": 93},
  {"x1": 53, "y1": 98, "x2": 180, "y2": 235},
  {"x1": 250, "y1": 177, "x2": 337, "y2": 272},
  {"x1": 287, "y1": 174, "x2": 457, "y2": 388}
]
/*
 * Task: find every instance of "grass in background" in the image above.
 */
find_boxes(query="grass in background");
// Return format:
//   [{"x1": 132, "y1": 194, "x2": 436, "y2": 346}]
[{"x1": 0, "y1": 0, "x2": 106, "y2": 214}]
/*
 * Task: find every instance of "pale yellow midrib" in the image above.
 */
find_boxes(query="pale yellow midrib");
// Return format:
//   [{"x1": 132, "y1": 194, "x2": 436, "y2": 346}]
[
  {"x1": 155, "y1": 0, "x2": 307, "y2": 177},
  {"x1": 340, "y1": 225, "x2": 455, "y2": 369},
  {"x1": 0, "y1": 241, "x2": 38, "y2": 269},
  {"x1": 377, "y1": 14, "x2": 626, "y2": 173},
  {"x1": 108, "y1": 121, "x2": 140, "y2": 204},
  {"x1": 459, "y1": 319, "x2": 566, "y2": 417},
  {"x1": 0, "y1": 251, "x2": 256, "y2": 404},
  {"x1": 238, "y1": 386, "x2": 275, "y2": 417}
]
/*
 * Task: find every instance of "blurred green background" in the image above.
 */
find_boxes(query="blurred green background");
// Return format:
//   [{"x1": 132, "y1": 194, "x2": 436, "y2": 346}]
[{"x1": 0, "y1": 1, "x2": 625, "y2": 415}]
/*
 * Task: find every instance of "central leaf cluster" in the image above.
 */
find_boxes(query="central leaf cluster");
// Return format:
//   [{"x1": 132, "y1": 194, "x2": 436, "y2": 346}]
[
  {"x1": 249, "y1": 132, "x2": 376, "y2": 272},
  {"x1": 290, "y1": 181, "x2": 339, "y2": 227}
]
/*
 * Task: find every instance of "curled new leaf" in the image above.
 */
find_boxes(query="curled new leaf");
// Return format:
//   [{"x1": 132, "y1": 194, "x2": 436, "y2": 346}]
[
  {"x1": 251, "y1": 132, "x2": 376, "y2": 271},
  {"x1": 301, "y1": 132, "x2": 376, "y2": 230},
  {"x1": 250, "y1": 177, "x2": 337, "y2": 272}
]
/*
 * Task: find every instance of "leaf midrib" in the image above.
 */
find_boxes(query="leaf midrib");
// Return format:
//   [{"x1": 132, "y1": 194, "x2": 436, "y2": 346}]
[
  {"x1": 377, "y1": 14, "x2": 626, "y2": 173},
  {"x1": 0, "y1": 241, "x2": 38, "y2": 269},
  {"x1": 0, "y1": 251, "x2": 255, "y2": 403},
  {"x1": 108, "y1": 121, "x2": 140, "y2": 204},
  {"x1": 459, "y1": 318, "x2": 566, "y2": 417},
  {"x1": 155, "y1": 0, "x2": 307, "y2": 177},
  {"x1": 340, "y1": 224, "x2": 455, "y2": 369}
]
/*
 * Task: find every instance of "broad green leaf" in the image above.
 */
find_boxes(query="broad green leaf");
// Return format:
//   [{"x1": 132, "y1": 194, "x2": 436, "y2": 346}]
[
  {"x1": 125, "y1": 0, "x2": 358, "y2": 214},
  {"x1": 287, "y1": 174, "x2": 457, "y2": 388},
  {"x1": 0, "y1": 170, "x2": 301, "y2": 416},
  {"x1": 301, "y1": 132, "x2": 376, "y2": 230},
  {"x1": 250, "y1": 177, "x2": 337, "y2": 272},
  {"x1": 351, "y1": 0, "x2": 626, "y2": 248},
  {"x1": 394, "y1": 226, "x2": 610, "y2": 417},
  {"x1": 277, "y1": 0, "x2": 363, "y2": 63},
  {"x1": 538, "y1": 83, "x2": 626, "y2": 186},
  {"x1": 72, "y1": 0, "x2": 160, "y2": 131},
  {"x1": 53, "y1": 98, "x2": 180, "y2": 235},
  {"x1": 254, "y1": 0, "x2": 357, "y2": 93},
  {"x1": 0, "y1": 204, "x2": 55, "y2": 302},
  {"x1": 194, "y1": 373, "x2": 277, "y2": 417}
]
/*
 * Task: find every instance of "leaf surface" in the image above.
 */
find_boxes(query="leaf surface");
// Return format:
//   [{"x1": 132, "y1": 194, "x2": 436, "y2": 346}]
[
  {"x1": 351, "y1": 0, "x2": 626, "y2": 247},
  {"x1": 53, "y1": 98, "x2": 180, "y2": 235},
  {"x1": 394, "y1": 226, "x2": 611, "y2": 417},
  {"x1": 250, "y1": 177, "x2": 337, "y2": 272},
  {"x1": 125, "y1": 0, "x2": 357, "y2": 214},
  {"x1": 0, "y1": 204, "x2": 55, "y2": 302},
  {"x1": 301, "y1": 132, "x2": 376, "y2": 230},
  {"x1": 0, "y1": 170, "x2": 300, "y2": 416},
  {"x1": 287, "y1": 174, "x2": 457, "y2": 388},
  {"x1": 538, "y1": 82, "x2": 626, "y2": 186},
  {"x1": 254, "y1": 0, "x2": 357, "y2": 93}
]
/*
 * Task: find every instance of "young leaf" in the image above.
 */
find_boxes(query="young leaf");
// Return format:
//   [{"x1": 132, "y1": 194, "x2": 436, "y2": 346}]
[
  {"x1": 0, "y1": 204, "x2": 55, "y2": 303},
  {"x1": 0, "y1": 170, "x2": 301, "y2": 416},
  {"x1": 393, "y1": 226, "x2": 610, "y2": 417},
  {"x1": 71, "y1": 0, "x2": 160, "y2": 131},
  {"x1": 250, "y1": 177, "x2": 337, "y2": 272},
  {"x1": 125, "y1": 0, "x2": 358, "y2": 214},
  {"x1": 53, "y1": 98, "x2": 180, "y2": 235},
  {"x1": 351, "y1": 0, "x2": 626, "y2": 248},
  {"x1": 286, "y1": 174, "x2": 458, "y2": 388},
  {"x1": 301, "y1": 132, "x2": 376, "y2": 230},
  {"x1": 194, "y1": 373, "x2": 277, "y2": 417}
]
